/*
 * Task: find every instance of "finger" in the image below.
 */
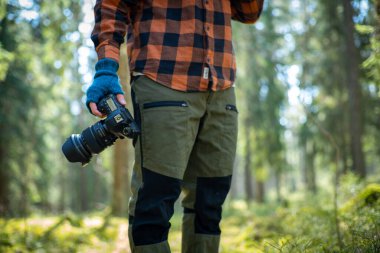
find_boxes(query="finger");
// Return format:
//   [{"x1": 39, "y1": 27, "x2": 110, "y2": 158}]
[
  {"x1": 89, "y1": 102, "x2": 105, "y2": 118},
  {"x1": 116, "y1": 94, "x2": 126, "y2": 106}
]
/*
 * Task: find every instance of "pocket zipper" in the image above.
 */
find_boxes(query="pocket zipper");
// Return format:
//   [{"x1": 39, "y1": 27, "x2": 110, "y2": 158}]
[
  {"x1": 226, "y1": 104, "x2": 238, "y2": 113},
  {"x1": 143, "y1": 101, "x2": 188, "y2": 109}
]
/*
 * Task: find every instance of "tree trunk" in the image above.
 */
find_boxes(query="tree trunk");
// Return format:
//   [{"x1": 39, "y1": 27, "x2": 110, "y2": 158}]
[
  {"x1": 244, "y1": 126, "x2": 254, "y2": 205},
  {"x1": 306, "y1": 142, "x2": 317, "y2": 193},
  {"x1": 343, "y1": 0, "x2": 366, "y2": 178},
  {"x1": 274, "y1": 169, "x2": 281, "y2": 202},
  {"x1": 112, "y1": 42, "x2": 132, "y2": 216},
  {"x1": 300, "y1": 130, "x2": 316, "y2": 192},
  {"x1": 0, "y1": 145, "x2": 9, "y2": 216},
  {"x1": 255, "y1": 181, "x2": 265, "y2": 203},
  {"x1": 59, "y1": 170, "x2": 66, "y2": 213},
  {"x1": 79, "y1": 168, "x2": 88, "y2": 211},
  {"x1": 229, "y1": 157, "x2": 239, "y2": 200},
  {"x1": 302, "y1": 139, "x2": 317, "y2": 193},
  {"x1": 301, "y1": 139, "x2": 308, "y2": 189},
  {"x1": 112, "y1": 139, "x2": 130, "y2": 216},
  {"x1": 0, "y1": 13, "x2": 10, "y2": 218},
  {"x1": 341, "y1": 123, "x2": 350, "y2": 174}
]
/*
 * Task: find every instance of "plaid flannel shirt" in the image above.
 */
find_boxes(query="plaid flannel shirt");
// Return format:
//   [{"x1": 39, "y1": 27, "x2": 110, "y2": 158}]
[{"x1": 91, "y1": 0, "x2": 264, "y2": 91}]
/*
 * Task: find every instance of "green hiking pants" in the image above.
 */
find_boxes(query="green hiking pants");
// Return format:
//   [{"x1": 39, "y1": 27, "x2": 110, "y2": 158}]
[{"x1": 128, "y1": 76, "x2": 238, "y2": 253}]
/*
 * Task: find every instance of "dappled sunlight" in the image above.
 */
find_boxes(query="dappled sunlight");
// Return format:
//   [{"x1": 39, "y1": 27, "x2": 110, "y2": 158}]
[
  {"x1": 0, "y1": 0, "x2": 379, "y2": 252},
  {"x1": 1, "y1": 181, "x2": 379, "y2": 252},
  {"x1": 0, "y1": 215, "x2": 129, "y2": 253}
]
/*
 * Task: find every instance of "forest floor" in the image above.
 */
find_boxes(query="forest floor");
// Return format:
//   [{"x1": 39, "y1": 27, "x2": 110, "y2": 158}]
[
  {"x1": 1, "y1": 182, "x2": 380, "y2": 253},
  {"x1": 1, "y1": 203, "x2": 281, "y2": 253}
]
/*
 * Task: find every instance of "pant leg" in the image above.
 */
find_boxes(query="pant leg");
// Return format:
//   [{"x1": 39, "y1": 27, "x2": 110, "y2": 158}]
[
  {"x1": 128, "y1": 76, "x2": 206, "y2": 253},
  {"x1": 181, "y1": 87, "x2": 238, "y2": 253}
]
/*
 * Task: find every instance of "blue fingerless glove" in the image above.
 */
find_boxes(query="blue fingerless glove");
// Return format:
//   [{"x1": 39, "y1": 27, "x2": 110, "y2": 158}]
[{"x1": 86, "y1": 58, "x2": 124, "y2": 113}]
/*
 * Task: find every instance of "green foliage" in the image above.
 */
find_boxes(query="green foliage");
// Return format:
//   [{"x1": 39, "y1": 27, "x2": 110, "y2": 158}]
[
  {"x1": 0, "y1": 45, "x2": 13, "y2": 81},
  {"x1": 341, "y1": 183, "x2": 380, "y2": 211},
  {"x1": 220, "y1": 181, "x2": 380, "y2": 253},
  {"x1": 0, "y1": 0, "x2": 114, "y2": 217},
  {"x1": 233, "y1": 0, "x2": 289, "y2": 200},
  {"x1": 0, "y1": 3, "x2": 378, "y2": 253},
  {"x1": 0, "y1": 179, "x2": 379, "y2": 253},
  {"x1": 0, "y1": 214, "x2": 120, "y2": 253}
]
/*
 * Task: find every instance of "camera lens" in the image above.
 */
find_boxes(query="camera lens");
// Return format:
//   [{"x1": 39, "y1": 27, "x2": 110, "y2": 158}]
[
  {"x1": 62, "y1": 134, "x2": 91, "y2": 164},
  {"x1": 62, "y1": 121, "x2": 118, "y2": 165},
  {"x1": 81, "y1": 122, "x2": 113, "y2": 153}
]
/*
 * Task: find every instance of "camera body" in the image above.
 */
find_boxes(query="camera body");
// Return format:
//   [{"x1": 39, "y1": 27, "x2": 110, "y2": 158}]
[
  {"x1": 62, "y1": 95, "x2": 140, "y2": 166},
  {"x1": 97, "y1": 95, "x2": 139, "y2": 139}
]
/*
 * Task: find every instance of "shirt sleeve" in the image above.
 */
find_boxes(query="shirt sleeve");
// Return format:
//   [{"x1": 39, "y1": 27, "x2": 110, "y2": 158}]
[
  {"x1": 231, "y1": 0, "x2": 264, "y2": 24},
  {"x1": 91, "y1": 0, "x2": 131, "y2": 62}
]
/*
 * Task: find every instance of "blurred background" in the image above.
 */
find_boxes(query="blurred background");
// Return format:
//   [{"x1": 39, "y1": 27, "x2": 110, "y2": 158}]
[{"x1": 0, "y1": 0, "x2": 379, "y2": 252}]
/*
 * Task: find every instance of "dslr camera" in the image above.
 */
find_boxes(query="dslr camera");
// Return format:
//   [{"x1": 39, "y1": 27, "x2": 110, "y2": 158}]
[{"x1": 62, "y1": 94, "x2": 140, "y2": 166}]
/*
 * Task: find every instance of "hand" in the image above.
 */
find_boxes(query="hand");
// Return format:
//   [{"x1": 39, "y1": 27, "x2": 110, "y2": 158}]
[
  {"x1": 89, "y1": 94, "x2": 126, "y2": 118},
  {"x1": 86, "y1": 58, "x2": 126, "y2": 118}
]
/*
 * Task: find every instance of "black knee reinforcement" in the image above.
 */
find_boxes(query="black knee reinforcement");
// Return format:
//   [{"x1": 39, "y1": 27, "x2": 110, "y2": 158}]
[
  {"x1": 132, "y1": 167, "x2": 181, "y2": 246},
  {"x1": 194, "y1": 175, "x2": 232, "y2": 235}
]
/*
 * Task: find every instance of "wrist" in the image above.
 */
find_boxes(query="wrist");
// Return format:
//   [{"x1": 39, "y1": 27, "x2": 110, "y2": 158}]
[{"x1": 95, "y1": 58, "x2": 119, "y2": 73}]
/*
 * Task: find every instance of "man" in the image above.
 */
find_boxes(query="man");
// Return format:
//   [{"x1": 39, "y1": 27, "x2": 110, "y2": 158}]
[{"x1": 86, "y1": 1, "x2": 264, "y2": 252}]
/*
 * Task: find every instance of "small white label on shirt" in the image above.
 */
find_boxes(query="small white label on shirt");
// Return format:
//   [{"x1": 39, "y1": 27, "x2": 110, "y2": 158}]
[{"x1": 203, "y1": 67, "x2": 209, "y2": 79}]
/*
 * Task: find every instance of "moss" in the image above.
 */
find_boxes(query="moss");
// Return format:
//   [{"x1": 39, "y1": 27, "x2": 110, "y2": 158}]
[
  {"x1": 341, "y1": 183, "x2": 380, "y2": 212},
  {"x1": 1, "y1": 184, "x2": 379, "y2": 253}
]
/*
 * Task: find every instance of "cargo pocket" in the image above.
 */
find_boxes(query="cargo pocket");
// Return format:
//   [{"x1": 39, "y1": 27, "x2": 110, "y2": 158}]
[
  {"x1": 141, "y1": 101, "x2": 190, "y2": 179},
  {"x1": 219, "y1": 104, "x2": 238, "y2": 174}
]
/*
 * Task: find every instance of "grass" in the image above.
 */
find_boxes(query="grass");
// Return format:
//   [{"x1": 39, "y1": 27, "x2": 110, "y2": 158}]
[{"x1": 1, "y1": 182, "x2": 379, "y2": 252}]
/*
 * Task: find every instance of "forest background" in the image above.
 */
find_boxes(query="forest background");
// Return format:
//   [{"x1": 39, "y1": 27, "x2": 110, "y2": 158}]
[{"x1": 0, "y1": 0, "x2": 379, "y2": 252}]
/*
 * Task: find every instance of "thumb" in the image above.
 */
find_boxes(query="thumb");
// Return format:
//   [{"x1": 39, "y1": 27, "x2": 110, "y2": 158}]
[
  {"x1": 89, "y1": 102, "x2": 105, "y2": 118},
  {"x1": 116, "y1": 94, "x2": 126, "y2": 106}
]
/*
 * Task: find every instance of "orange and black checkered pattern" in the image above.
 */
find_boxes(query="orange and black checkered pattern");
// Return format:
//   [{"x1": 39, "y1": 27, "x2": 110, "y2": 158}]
[{"x1": 91, "y1": 0, "x2": 264, "y2": 91}]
